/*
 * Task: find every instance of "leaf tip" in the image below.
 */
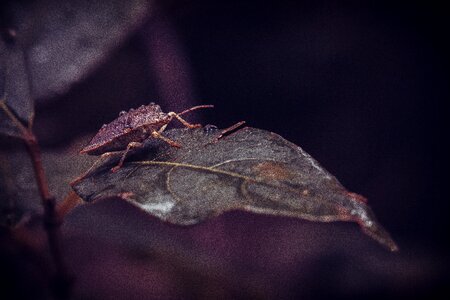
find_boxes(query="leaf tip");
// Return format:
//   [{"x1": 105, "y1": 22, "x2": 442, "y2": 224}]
[{"x1": 358, "y1": 220, "x2": 399, "y2": 252}]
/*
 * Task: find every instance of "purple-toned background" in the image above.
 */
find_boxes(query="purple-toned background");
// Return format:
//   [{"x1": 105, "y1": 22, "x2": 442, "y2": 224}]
[{"x1": 2, "y1": 0, "x2": 448, "y2": 299}]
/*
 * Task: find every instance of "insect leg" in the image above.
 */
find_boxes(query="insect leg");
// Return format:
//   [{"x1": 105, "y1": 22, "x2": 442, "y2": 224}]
[
  {"x1": 111, "y1": 142, "x2": 143, "y2": 172},
  {"x1": 167, "y1": 112, "x2": 201, "y2": 129},
  {"x1": 158, "y1": 124, "x2": 168, "y2": 133},
  {"x1": 217, "y1": 121, "x2": 246, "y2": 140},
  {"x1": 151, "y1": 130, "x2": 181, "y2": 147},
  {"x1": 203, "y1": 121, "x2": 246, "y2": 146}
]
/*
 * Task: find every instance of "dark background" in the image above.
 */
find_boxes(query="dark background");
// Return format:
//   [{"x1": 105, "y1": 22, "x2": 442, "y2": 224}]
[{"x1": 2, "y1": 0, "x2": 449, "y2": 299}]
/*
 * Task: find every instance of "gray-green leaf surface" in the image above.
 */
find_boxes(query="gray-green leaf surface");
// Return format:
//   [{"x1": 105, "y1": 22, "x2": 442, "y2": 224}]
[{"x1": 72, "y1": 127, "x2": 398, "y2": 251}]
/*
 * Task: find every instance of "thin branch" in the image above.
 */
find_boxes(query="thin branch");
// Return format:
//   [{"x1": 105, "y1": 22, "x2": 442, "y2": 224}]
[
  {"x1": 0, "y1": 101, "x2": 72, "y2": 299},
  {"x1": 1, "y1": 101, "x2": 50, "y2": 201}
]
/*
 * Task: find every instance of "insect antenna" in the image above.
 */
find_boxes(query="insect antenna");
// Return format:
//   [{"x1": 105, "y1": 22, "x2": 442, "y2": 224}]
[{"x1": 177, "y1": 105, "x2": 214, "y2": 116}]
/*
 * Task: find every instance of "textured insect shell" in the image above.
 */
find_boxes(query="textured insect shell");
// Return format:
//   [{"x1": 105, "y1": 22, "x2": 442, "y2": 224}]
[
  {"x1": 81, "y1": 104, "x2": 170, "y2": 155},
  {"x1": 81, "y1": 128, "x2": 145, "y2": 155}
]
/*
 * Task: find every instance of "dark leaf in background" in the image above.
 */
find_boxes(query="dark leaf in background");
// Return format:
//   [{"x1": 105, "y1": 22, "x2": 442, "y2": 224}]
[
  {"x1": 1, "y1": 0, "x2": 150, "y2": 218},
  {"x1": 0, "y1": 138, "x2": 96, "y2": 226},
  {"x1": 72, "y1": 126, "x2": 398, "y2": 251},
  {"x1": 0, "y1": 44, "x2": 33, "y2": 122},
  {"x1": 0, "y1": 0, "x2": 150, "y2": 108},
  {"x1": 0, "y1": 36, "x2": 33, "y2": 136},
  {"x1": 0, "y1": 102, "x2": 23, "y2": 138},
  {"x1": 55, "y1": 197, "x2": 435, "y2": 299}
]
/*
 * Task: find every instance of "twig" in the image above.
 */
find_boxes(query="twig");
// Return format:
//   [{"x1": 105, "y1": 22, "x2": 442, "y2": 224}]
[{"x1": 0, "y1": 101, "x2": 72, "y2": 299}]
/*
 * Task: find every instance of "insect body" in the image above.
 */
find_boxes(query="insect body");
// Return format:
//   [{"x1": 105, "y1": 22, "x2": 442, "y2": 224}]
[{"x1": 80, "y1": 102, "x2": 213, "y2": 172}]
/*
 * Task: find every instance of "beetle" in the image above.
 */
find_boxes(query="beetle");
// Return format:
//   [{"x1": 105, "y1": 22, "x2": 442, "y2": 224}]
[{"x1": 80, "y1": 102, "x2": 213, "y2": 172}]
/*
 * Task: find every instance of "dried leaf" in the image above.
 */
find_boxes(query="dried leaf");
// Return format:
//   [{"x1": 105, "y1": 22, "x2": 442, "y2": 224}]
[{"x1": 71, "y1": 127, "x2": 398, "y2": 251}]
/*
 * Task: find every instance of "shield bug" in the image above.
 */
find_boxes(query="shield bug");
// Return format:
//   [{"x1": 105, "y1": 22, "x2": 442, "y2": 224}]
[{"x1": 80, "y1": 102, "x2": 213, "y2": 172}]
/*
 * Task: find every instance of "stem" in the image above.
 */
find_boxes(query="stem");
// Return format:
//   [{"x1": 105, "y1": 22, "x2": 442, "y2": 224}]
[
  {"x1": 23, "y1": 131, "x2": 52, "y2": 202},
  {"x1": 1, "y1": 101, "x2": 72, "y2": 299},
  {"x1": 26, "y1": 136, "x2": 72, "y2": 299}
]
